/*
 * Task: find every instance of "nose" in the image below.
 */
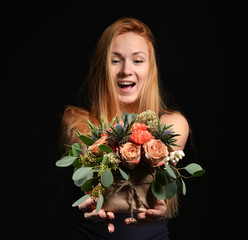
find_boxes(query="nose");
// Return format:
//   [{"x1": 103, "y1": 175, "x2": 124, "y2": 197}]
[{"x1": 120, "y1": 61, "x2": 132, "y2": 76}]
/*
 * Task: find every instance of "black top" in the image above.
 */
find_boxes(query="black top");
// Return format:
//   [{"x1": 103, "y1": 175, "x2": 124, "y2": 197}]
[{"x1": 71, "y1": 209, "x2": 169, "y2": 240}]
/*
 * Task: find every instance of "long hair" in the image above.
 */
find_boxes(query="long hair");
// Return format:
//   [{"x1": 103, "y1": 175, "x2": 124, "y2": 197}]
[
  {"x1": 61, "y1": 17, "x2": 178, "y2": 217},
  {"x1": 79, "y1": 17, "x2": 167, "y2": 123}
]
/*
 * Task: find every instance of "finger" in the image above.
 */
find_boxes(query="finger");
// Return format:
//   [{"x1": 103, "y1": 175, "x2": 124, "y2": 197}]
[
  {"x1": 124, "y1": 217, "x2": 138, "y2": 225},
  {"x1": 78, "y1": 198, "x2": 96, "y2": 212},
  {"x1": 84, "y1": 209, "x2": 106, "y2": 220},
  {"x1": 106, "y1": 221, "x2": 115, "y2": 233},
  {"x1": 106, "y1": 211, "x2": 115, "y2": 220},
  {"x1": 145, "y1": 209, "x2": 165, "y2": 221}
]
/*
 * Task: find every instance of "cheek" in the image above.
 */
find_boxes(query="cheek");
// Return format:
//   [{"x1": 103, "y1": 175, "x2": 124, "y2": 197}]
[
  {"x1": 111, "y1": 66, "x2": 119, "y2": 78},
  {"x1": 137, "y1": 68, "x2": 149, "y2": 86}
]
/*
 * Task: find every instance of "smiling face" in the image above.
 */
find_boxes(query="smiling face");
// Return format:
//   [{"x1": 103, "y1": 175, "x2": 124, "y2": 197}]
[{"x1": 111, "y1": 32, "x2": 150, "y2": 109}]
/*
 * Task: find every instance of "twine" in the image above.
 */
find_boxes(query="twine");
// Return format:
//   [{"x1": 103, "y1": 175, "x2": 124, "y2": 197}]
[{"x1": 112, "y1": 180, "x2": 152, "y2": 219}]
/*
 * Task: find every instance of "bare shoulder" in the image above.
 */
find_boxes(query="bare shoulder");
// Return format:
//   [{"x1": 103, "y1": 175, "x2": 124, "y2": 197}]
[{"x1": 160, "y1": 112, "x2": 189, "y2": 150}]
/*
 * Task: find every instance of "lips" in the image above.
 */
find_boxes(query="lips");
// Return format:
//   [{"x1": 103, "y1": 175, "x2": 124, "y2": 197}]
[{"x1": 117, "y1": 81, "x2": 136, "y2": 93}]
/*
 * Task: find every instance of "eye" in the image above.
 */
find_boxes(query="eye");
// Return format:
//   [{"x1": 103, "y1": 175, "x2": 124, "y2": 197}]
[
  {"x1": 133, "y1": 59, "x2": 144, "y2": 64},
  {"x1": 111, "y1": 58, "x2": 121, "y2": 64}
]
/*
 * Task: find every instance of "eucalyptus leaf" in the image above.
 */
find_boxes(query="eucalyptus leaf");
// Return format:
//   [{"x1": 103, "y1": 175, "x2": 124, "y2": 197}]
[
  {"x1": 55, "y1": 156, "x2": 77, "y2": 167},
  {"x1": 102, "y1": 155, "x2": 109, "y2": 165},
  {"x1": 155, "y1": 171, "x2": 168, "y2": 186},
  {"x1": 72, "y1": 158, "x2": 83, "y2": 168},
  {"x1": 184, "y1": 163, "x2": 203, "y2": 175},
  {"x1": 96, "y1": 194, "x2": 104, "y2": 212},
  {"x1": 69, "y1": 143, "x2": 82, "y2": 156},
  {"x1": 81, "y1": 177, "x2": 99, "y2": 192},
  {"x1": 119, "y1": 167, "x2": 129, "y2": 180},
  {"x1": 99, "y1": 144, "x2": 113, "y2": 153},
  {"x1": 165, "y1": 181, "x2": 177, "y2": 199},
  {"x1": 72, "y1": 194, "x2": 90, "y2": 207},
  {"x1": 101, "y1": 169, "x2": 114, "y2": 188},
  {"x1": 127, "y1": 113, "x2": 137, "y2": 123},
  {"x1": 96, "y1": 157, "x2": 103, "y2": 163},
  {"x1": 74, "y1": 176, "x2": 87, "y2": 187},
  {"x1": 192, "y1": 169, "x2": 206, "y2": 177},
  {"x1": 72, "y1": 167, "x2": 93, "y2": 181},
  {"x1": 181, "y1": 178, "x2": 186, "y2": 195},
  {"x1": 79, "y1": 135, "x2": 95, "y2": 146},
  {"x1": 164, "y1": 165, "x2": 177, "y2": 179},
  {"x1": 151, "y1": 179, "x2": 166, "y2": 200}
]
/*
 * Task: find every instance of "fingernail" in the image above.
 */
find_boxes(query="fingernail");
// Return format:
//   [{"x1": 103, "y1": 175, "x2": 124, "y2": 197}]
[
  {"x1": 108, "y1": 226, "x2": 114, "y2": 233},
  {"x1": 125, "y1": 219, "x2": 131, "y2": 225}
]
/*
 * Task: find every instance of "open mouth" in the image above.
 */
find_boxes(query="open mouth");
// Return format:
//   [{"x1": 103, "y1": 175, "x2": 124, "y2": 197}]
[{"x1": 117, "y1": 81, "x2": 136, "y2": 89}]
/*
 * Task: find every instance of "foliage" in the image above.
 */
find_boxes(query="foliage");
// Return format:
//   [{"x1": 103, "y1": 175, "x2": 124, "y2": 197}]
[{"x1": 55, "y1": 110, "x2": 205, "y2": 212}]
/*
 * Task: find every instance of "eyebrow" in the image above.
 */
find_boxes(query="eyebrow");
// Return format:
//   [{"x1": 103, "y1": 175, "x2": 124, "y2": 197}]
[{"x1": 112, "y1": 51, "x2": 146, "y2": 56}]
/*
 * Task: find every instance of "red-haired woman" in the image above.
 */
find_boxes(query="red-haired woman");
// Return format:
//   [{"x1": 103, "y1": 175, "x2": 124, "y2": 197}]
[{"x1": 60, "y1": 17, "x2": 189, "y2": 240}]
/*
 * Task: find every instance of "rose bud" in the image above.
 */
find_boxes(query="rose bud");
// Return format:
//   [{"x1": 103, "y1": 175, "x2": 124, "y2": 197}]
[
  {"x1": 119, "y1": 142, "x2": 141, "y2": 169},
  {"x1": 88, "y1": 136, "x2": 108, "y2": 156},
  {"x1": 143, "y1": 139, "x2": 169, "y2": 167}
]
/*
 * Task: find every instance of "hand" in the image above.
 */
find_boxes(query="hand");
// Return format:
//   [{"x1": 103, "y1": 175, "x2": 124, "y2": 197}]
[
  {"x1": 124, "y1": 199, "x2": 167, "y2": 226},
  {"x1": 78, "y1": 198, "x2": 115, "y2": 233}
]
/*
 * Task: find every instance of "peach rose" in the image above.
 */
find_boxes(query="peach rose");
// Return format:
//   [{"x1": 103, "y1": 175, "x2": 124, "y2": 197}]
[
  {"x1": 120, "y1": 142, "x2": 141, "y2": 169},
  {"x1": 143, "y1": 139, "x2": 169, "y2": 167},
  {"x1": 88, "y1": 136, "x2": 108, "y2": 156}
]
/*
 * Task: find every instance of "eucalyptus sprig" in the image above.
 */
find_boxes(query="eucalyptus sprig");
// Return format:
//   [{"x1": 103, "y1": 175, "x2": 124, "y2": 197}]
[{"x1": 151, "y1": 163, "x2": 205, "y2": 200}]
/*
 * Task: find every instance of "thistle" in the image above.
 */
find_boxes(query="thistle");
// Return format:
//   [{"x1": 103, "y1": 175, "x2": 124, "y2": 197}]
[
  {"x1": 153, "y1": 122, "x2": 180, "y2": 147},
  {"x1": 104, "y1": 112, "x2": 137, "y2": 145},
  {"x1": 86, "y1": 114, "x2": 108, "y2": 141}
]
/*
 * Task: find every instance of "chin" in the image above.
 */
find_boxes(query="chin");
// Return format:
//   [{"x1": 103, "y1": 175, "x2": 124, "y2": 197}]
[{"x1": 119, "y1": 95, "x2": 139, "y2": 108}]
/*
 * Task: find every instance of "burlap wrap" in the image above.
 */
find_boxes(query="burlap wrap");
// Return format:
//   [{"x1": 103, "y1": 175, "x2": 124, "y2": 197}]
[{"x1": 102, "y1": 165, "x2": 156, "y2": 215}]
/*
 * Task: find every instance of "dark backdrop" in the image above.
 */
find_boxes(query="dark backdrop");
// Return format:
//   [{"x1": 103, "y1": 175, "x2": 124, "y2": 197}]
[{"x1": 2, "y1": 0, "x2": 243, "y2": 239}]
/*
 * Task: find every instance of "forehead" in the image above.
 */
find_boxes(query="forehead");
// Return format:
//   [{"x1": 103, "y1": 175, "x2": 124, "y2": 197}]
[{"x1": 112, "y1": 32, "x2": 149, "y2": 55}]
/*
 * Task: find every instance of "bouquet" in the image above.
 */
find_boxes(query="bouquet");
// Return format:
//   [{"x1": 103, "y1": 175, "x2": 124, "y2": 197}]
[{"x1": 56, "y1": 110, "x2": 205, "y2": 215}]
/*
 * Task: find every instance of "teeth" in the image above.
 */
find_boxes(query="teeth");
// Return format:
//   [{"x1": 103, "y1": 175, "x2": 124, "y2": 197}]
[{"x1": 118, "y1": 82, "x2": 134, "y2": 85}]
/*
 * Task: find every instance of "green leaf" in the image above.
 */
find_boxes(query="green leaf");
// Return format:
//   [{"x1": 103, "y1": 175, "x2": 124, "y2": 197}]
[
  {"x1": 69, "y1": 143, "x2": 82, "y2": 156},
  {"x1": 165, "y1": 165, "x2": 177, "y2": 179},
  {"x1": 72, "y1": 167, "x2": 93, "y2": 181},
  {"x1": 127, "y1": 113, "x2": 137, "y2": 123},
  {"x1": 165, "y1": 181, "x2": 178, "y2": 199},
  {"x1": 72, "y1": 194, "x2": 90, "y2": 207},
  {"x1": 101, "y1": 169, "x2": 114, "y2": 188},
  {"x1": 98, "y1": 144, "x2": 113, "y2": 153},
  {"x1": 151, "y1": 179, "x2": 166, "y2": 200},
  {"x1": 72, "y1": 158, "x2": 83, "y2": 168},
  {"x1": 96, "y1": 194, "x2": 104, "y2": 212},
  {"x1": 181, "y1": 178, "x2": 186, "y2": 195},
  {"x1": 78, "y1": 134, "x2": 95, "y2": 146},
  {"x1": 156, "y1": 170, "x2": 168, "y2": 186},
  {"x1": 81, "y1": 177, "x2": 99, "y2": 192},
  {"x1": 96, "y1": 157, "x2": 103, "y2": 163},
  {"x1": 55, "y1": 156, "x2": 77, "y2": 167},
  {"x1": 119, "y1": 167, "x2": 129, "y2": 180},
  {"x1": 74, "y1": 176, "x2": 87, "y2": 187},
  {"x1": 192, "y1": 169, "x2": 206, "y2": 177},
  {"x1": 102, "y1": 155, "x2": 109, "y2": 165},
  {"x1": 184, "y1": 163, "x2": 203, "y2": 175}
]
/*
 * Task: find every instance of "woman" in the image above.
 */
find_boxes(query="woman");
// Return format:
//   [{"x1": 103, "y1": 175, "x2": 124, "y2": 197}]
[{"x1": 61, "y1": 17, "x2": 189, "y2": 239}]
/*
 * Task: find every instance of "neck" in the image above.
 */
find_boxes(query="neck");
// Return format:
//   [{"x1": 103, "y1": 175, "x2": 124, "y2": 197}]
[{"x1": 120, "y1": 100, "x2": 140, "y2": 114}]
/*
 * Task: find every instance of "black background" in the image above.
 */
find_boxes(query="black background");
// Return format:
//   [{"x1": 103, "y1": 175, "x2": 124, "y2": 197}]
[{"x1": 2, "y1": 0, "x2": 244, "y2": 239}]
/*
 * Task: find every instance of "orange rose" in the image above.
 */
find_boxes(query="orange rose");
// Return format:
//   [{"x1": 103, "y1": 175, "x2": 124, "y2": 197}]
[
  {"x1": 88, "y1": 136, "x2": 108, "y2": 156},
  {"x1": 120, "y1": 142, "x2": 141, "y2": 169},
  {"x1": 143, "y1": 139, "x2": 168, "y2": 167}
]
